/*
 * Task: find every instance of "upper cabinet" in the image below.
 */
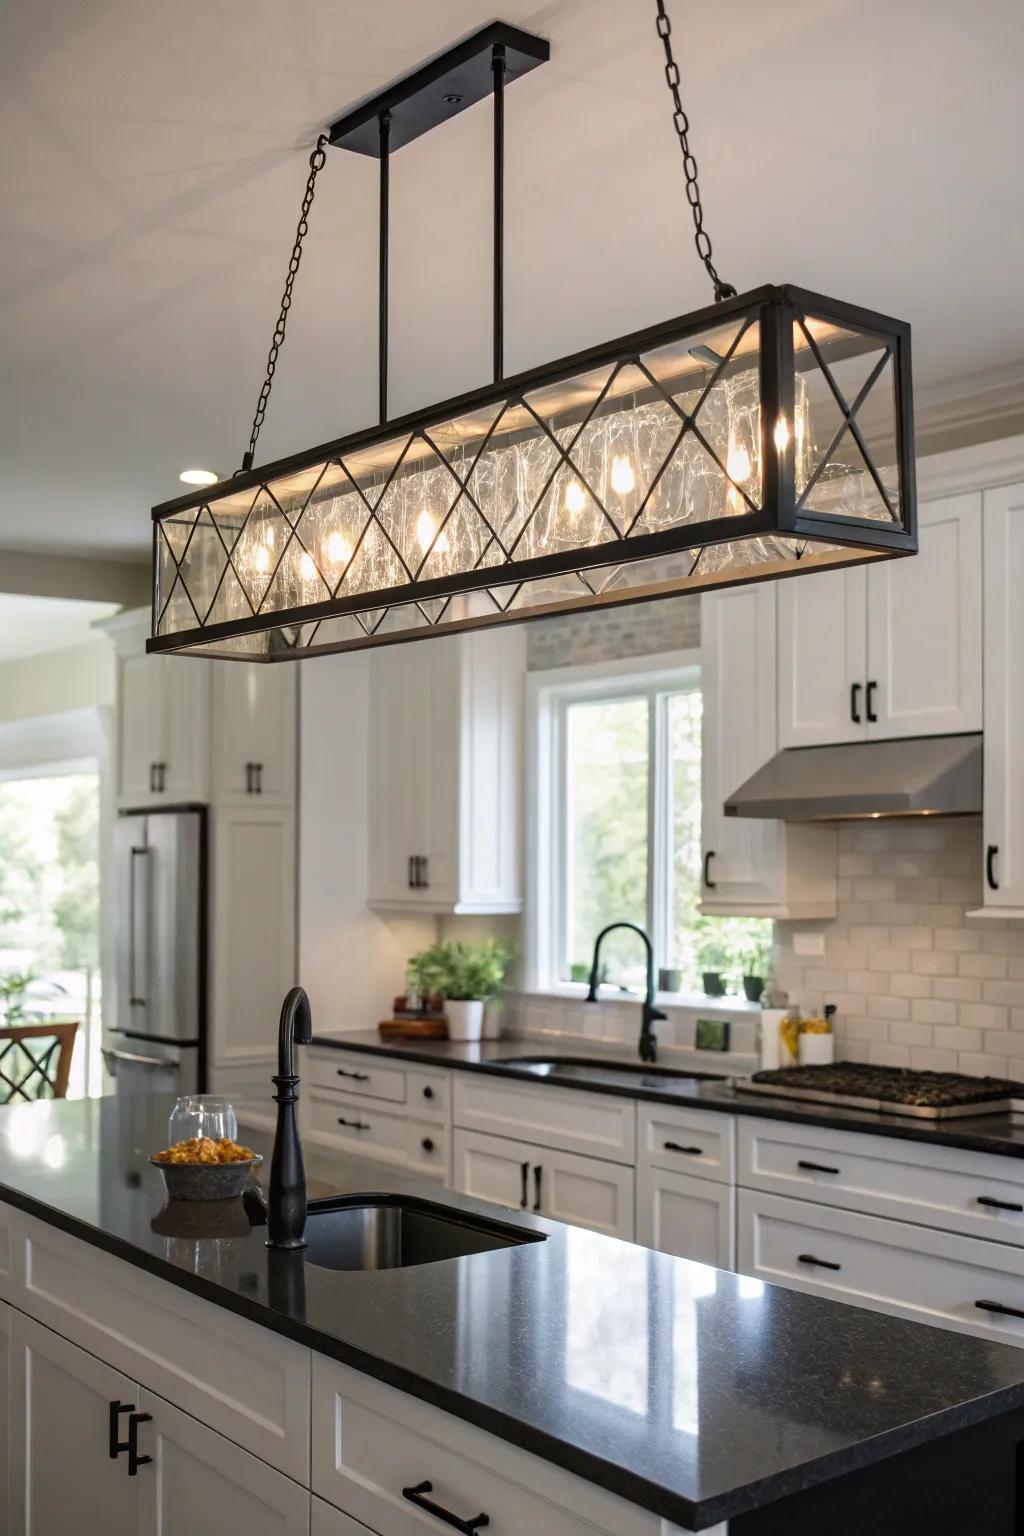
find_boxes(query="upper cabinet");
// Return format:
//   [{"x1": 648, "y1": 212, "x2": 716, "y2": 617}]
[
  {"x1": 976, "y1": 482, "x2": 1024, "y2": 917},
  {"x1": 116, "y1": 645, "x2": 209, "y2": 805},
  {"x1": 701, "y1": 585, "x2": 837, "y2": 918},
  {"x1": 779, "y1": 494, "x2": 983, "y2": 748},
  {"x1": 212, "y1": 662, "x2": 297, "y2": 807},
  {"x1": 368, "y1": 628, "x2": 525, "y2": 914}
]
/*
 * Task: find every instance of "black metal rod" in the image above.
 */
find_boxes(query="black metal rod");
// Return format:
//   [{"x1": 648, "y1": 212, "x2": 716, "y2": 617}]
[
  {"x1": 379, "y1": 110, "x2": 391, "y2": 424},
  {"x1": 492, "y1": 43, "x2": 506, "y2": 383}
]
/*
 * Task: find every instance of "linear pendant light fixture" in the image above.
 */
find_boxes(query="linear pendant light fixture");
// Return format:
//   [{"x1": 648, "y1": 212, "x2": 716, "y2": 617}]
[{"x1": 148, "y1": 12, "x2": 917, "y2": 663}]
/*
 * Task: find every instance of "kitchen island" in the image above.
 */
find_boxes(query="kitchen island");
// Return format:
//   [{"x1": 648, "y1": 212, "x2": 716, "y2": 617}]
[{"x1": 2, "y1": 1094, "x2": 1024, "y2": 1534}]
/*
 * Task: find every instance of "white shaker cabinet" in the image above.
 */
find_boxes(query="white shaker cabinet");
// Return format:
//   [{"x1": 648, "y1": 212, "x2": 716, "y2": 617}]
[
  {"x1": 701, "y1": 584, "x2": 836, "y2": 917},
  {"x1": 212, "y1": 661, "x2": 297, "y2": 806},
  {"x1": 975, "y1": 481, "x2": 1024, "y2": 916},
  {"x1": 368, "y1": 627, "x2": 525, "y2": 914},
  {"x1": 778, "y1": 494, "x2": 983, "y2": 746},
  {"x1": 115, "y1": 641, "x2": 209, "y2": 807},
  {"x1": 636, "y1": 1165, "x2": 734, "y2": 1269},
  {"x1": 453, "y1": 1129, "x2": 635, "y2": 1240}
]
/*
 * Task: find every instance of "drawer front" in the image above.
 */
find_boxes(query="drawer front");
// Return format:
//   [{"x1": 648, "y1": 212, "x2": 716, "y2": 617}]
[
  {"x1": 312, "y1": 1356, "x2": 674, "y2": 1536},
  {"x1": 407, "y1": 1068, "x2": 450, "y2": 1119},
  {"x1": 739, "y1": 1115, "x2": 1024, "y2": 1245},
  {"x1": 739, "y1": 1188, "x2": 1024, "y2": 1347},
  {"x1": 453, "y1": 1076, "x2": 636, "y2": 1165},
  {"x1": 639, "y1": 1104, "x2": 734, "y2": 1183},
  {"x1": 308, "y1": 1090, "x2": 408, "y2": 1164},
  {"x1": 405, "y1": 1118, "x2": 450, "y2": 1180},
  {"x1": 8, "y1": 1207, "x2": 310, "y2": 1480},
  {"x1": 308, "y1": 1048, "x2": 406, "y2": 1104}
]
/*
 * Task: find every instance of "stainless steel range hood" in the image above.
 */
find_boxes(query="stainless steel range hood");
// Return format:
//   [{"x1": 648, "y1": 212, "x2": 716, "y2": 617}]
[{"x1": 724, "y1": 734, "x2": 982, "y2": 822}]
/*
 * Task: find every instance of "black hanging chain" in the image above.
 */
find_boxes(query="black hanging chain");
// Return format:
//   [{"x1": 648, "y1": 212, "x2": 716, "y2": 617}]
[
  {"x1": 239, "y1": 133, "x2": 330, "y2": 474},
  {"x1": 654, "y1": 0, "x2": 736, "y2": 303}
]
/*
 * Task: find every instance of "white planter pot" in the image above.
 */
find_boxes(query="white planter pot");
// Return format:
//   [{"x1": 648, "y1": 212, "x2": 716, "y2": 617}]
[{"x1": 445, "y1": 999, "x2": 485, "y2": 1042}]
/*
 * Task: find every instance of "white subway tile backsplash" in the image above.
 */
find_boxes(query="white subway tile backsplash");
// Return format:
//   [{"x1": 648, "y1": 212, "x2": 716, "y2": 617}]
[{"x1": 775, "y1": 822, "x2": 1024, "y2": 1079}]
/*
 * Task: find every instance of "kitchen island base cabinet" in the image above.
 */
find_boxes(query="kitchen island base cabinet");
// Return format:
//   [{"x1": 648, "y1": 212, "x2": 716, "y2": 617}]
[{"x1": 453, "y1": 1128, "x2": 635, "y2": 1240}]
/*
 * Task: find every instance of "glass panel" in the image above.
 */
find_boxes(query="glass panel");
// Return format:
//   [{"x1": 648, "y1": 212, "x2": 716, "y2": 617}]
[
  {"x1": 794, "y1": 317, "x2": 900, "y2": 522},
  {"x1": 564, "y1": 694, "x2": 649, "y2": 983}
]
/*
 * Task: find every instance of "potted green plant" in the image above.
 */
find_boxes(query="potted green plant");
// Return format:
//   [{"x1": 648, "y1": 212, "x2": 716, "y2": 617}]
[
  {"x1": 742, "y1": 931, "x2": 774, "y2": 1004},
  {"x1": 695, "y1": 933, "x2": 729, "y2": 997},
  {"x1": 408, "y1": 940, "x2": 513, "y2": 1040}
]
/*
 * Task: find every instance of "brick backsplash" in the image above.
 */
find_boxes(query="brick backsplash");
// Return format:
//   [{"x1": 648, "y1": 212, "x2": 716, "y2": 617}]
[
  {"x1": 774, "y1": 818, "x2": 1024, "y2": 1078},
  {"x1": 527, "y1": 593, "x2": 700, "y2": 670}
]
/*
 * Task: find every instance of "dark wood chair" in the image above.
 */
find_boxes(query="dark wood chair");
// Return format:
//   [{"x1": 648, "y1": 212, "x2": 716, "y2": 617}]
[{"x1": 0, "y1": 1021, "x2": 79, "y2": 1101}]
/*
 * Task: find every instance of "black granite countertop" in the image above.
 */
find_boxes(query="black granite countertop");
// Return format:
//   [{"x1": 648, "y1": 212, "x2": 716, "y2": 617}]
[
  {"x1": 312, "y1": 1031, "x2": 1024, "y2": 1161},
  {"x1": 4, "y1": 1095, "x2": 1024, "y2": 1530}
]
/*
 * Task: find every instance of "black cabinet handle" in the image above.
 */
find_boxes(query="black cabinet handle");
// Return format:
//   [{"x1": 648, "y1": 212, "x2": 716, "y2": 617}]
[
  {"x1": 245, "y1": 762, "x2": 253, "y2": 793},
  {"x1": 866, "y1": 680, "x2": 878, "y2": 723},
  {"x1": 420, "y1": 855, "x2": 430, "y2": 889},
  {"x1": 798, "y1": 1253, "x2": 841, "y2": 1271},
  {"x1": 337, "y1": 1116, "x2": 370, "y2": 1130},
  {"x1": 402, "y1": 1480, "x2": 490, "y2": 1533},
  {"x1": 850, "y1": 681, "x2": 862, "y2": 724},
  {"x1": 664, "y1": 1141, "x2": 703, "y2": 1156},
  {"x1": 109, "y1": 1400, "x2": 134, "y2": 1460},
  {"x1": 149, "y1": 763, "x2": 156, "y2": 793},
  {"x1": 127, "y1": 1411, "x2": 152, "y2": 1476},
  {"x1": 797, "y1": 1160, "x2": 840, "y2": 1175},
  {"x1": 336, "y1": 1067, "x2": 370, "y2": 1082},
  {"x1": 157, "y1": 762, "x2": 167, "y2": 792},
  {"x1": 254, "y1": 762, "x2": 263, "y2": 793},
  {"x1": 519, "y1": 1159, "x2": 529, "y2": 1209},
  {"x1": 422, "y1": 1085, "x2": 434, "y2": 1100},
  {"x1": 987, "y1": 845, "x2": 999, "y2": 892},
  {"x1": 977, "y1": 1195, "x2": 1023, "y2": 1213},
  {"x1": 408, "y1": 856, "x2": 415, "y2": 890},
  {"x1": 975, "y1": 1299, "x2": 1024, "y2": 1321},
  {"x1": 703, "y1": 850, "x2": 716, "y2": 890},
  {"x1": 532, "y1": 1163, "x2": 543, "y2": 1212},
  {"x1": 421, "y1": 1137, "x2": 435, "y2": 1154}
]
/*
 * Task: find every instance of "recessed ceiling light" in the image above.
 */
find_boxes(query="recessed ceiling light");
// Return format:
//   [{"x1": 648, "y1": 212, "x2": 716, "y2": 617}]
[{"x1": 179, "y1": 467, "x2": 219, "y2": 487}]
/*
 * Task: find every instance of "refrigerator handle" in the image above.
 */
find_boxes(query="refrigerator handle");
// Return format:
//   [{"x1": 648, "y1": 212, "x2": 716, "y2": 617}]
[{"x1": 129, "y1": 846, "x2": 150, "y2": 1009}]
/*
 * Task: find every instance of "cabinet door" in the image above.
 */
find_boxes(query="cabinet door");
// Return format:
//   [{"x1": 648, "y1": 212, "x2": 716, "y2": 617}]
[
  {"x1": 119, "y1": 651, "x2": 165, "y2": 804},
  {"x1": 455, "y1": 628, "x2": 525, "y2": 912},
  {"x1": 700, "y1": 585, "x2": 783, "y2": 908},
  {"x1": 420, "y1": 636, "x2": 461, "y2": 907},
  {"x1": 539, "y1": 1146, "x2": 635, "y2": 1240},
  {"x1": 213, "y1": 662, "x2": 297, "y2": 806},
  {"x1": 313, "y1": 1496, "x2": 379, "y2": 1535},
  {"x1": 637, "y1": 1165, "x2": 734, "y2": 1268},
  {"x1": 367, "y1": 644, "x2": 431, "y2": 904},
  {"x1": 981, "y1": 483, "x2": 1024, "y2": 912},
  {"x1": 453, "y1": 1128, "x2": 534, "y2": 1212},
  {"x1": 137, "y1": 1388, "x2": 310, "y2": 1536},
  {"x1": 160, "y1": 656, "x2": 210, "y2": 801},
  {"x1": 778, "y1": 566, "x2": 867, "y2": 746},
  {"x1": 9, "y1": 1310, "x2": 140, "y2": 1536},
  {"x1": 210, "y1": 807, "x2": 296, "y2": 1065},
  {"x1": 866, "y1": 493, "x2": 983, "y2": 739}
]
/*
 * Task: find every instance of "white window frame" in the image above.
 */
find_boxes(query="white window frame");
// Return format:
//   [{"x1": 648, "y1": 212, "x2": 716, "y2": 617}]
[{"x1": 524, "y1": 649, "x2": 700, "y2": 994}]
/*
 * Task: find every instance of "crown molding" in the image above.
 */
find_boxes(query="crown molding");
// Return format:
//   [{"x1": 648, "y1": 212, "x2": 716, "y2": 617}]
[{"x1": 912, "y1": 358, "x2": 1024, "y2": 455}]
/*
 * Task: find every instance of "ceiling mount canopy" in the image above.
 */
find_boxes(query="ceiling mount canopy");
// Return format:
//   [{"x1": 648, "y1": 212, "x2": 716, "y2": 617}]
[{"x1": 149, "y1": 11, "x2": 916, "y2": 663}]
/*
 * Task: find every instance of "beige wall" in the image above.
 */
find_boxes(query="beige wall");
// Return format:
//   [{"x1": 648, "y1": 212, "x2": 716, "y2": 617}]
[{"x1": 0, "y1": 638, "x2": 115, "y2": 725}]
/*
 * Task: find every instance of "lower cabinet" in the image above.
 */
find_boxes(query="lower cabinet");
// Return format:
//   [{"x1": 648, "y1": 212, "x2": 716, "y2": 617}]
[
  {"x1": 636, "y1": 1166, "x2": 734, "y2": 1269},
  {"x1": 9, "y1": 1309, "x2": 310, "y2": 1536},
  {"x1": 313, "y1": 1496, "x2": 378, "y2": 1534},
  {"x1": 453, "y1": 1128, "x2": 635, "y2": 1240}
]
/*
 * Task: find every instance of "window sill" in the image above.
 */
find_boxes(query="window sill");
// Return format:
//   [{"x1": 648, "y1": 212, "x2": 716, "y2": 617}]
[{"x1": 515, "y1": 983, "x2": 762, "y2": 1014}]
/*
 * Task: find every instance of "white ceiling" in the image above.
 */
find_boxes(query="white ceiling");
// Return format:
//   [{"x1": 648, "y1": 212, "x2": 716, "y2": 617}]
[
  {"x1": 1, "y1": 0, "x2": 1022, "y2": 560},
  {"x1": 0, "y1": 595, "x2": 119, "y2": 661}
]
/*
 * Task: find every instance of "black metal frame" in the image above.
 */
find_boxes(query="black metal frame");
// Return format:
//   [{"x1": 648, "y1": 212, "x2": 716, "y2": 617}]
[{"x1": 148, "y1": 282, "x2": 916, "y2": 662}]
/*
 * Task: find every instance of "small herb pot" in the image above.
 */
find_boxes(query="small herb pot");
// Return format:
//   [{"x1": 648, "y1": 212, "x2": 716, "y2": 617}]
[
  {"x1": 743, "y1": 975, "x2": 765, "y2": 1004},
  {"x1": 702, "y1": 971, "x2": 726, "y2": 997}
]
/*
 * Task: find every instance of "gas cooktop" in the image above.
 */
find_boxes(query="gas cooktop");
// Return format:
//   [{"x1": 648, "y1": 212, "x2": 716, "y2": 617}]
[{"x1": 736, "y1": 1062, "x2": 1024, "y2": 1120}]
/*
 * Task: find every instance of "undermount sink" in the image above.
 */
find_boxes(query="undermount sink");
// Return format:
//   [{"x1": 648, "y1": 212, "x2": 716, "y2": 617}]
[
  {"x1": 492, "y1": 1055, "x2": 727, "y2": 1084},
  {"x1": 303, "y1": 1194, "x2": 544, "y2": 1272}
]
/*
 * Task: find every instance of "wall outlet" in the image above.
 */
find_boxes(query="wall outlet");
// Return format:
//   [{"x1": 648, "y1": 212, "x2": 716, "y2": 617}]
[{"x1": 792, "y1": 930, "x2": 826, "y2": 958}]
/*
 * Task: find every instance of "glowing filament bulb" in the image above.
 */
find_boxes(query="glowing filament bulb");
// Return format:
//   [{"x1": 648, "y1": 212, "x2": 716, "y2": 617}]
[
  {"x1": 565, "y1": 479, "x2": 586, "y2": 515},
  {"x1": 416, "y1": 507, "x2": 435, "y2": 553},
  {"x1": 265, "y1": 525, "x2": 275, "y2": 548},
  {"x1": 727, "y1": 442, "x2": 752, "y2": 484},
  {"x1": 254, "y1": 544, "x2": 270, "y2": 576},
  {"x1": 299, "y1": 551, "x2": 316, "y2": 582},
  {"x1": 327, "y1": 530, "x2": 351, "y2": 566},
  {"x1": 610, "y1": 454, "x2": 635, "y2": 495},
  {"x1": 774, "y1": 415, "x2": 791, "y2": 453}
]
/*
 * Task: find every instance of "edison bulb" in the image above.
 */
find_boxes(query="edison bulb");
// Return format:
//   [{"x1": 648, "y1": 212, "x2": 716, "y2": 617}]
[
  {"x1": 565, "y1": 479, "x2": 586, "y2": 515},
  {"x1": 327, "y1": 530, "x2": 351, "y2": 566},
  {"x1": 254, "y1": 544, "x2": 270, "y2": 576},
  {"x1": 299, "y1": 551, "x2": 316, "y2": 582},
  {"x1": 727, "y1": 442, "x2": 752, "y2": 484},
  {"x1": 610, "y1": 454, "x2": 635, "y2": 496},
  {"x1": 774, "y1": 415, "x2": 791, "y2": 452},
  {"x1": 416, "y1": 507, "x2": 435, "y2": 553},
  {"x1": 265, "y1": 525, "x2": 276, "y2": 549}
]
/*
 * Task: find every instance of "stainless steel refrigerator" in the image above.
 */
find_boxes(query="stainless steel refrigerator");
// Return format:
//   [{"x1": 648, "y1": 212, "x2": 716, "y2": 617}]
[{"x1": 104, "y1": 806, "x2": 207, "y2": 1099}]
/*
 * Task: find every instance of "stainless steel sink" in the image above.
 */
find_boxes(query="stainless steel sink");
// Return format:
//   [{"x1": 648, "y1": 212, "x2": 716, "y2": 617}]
[
  {"x1": 303, "y1": 1194, "x2": 544, "y2": 1272},
  {"x1": 492, "y1": 1055, "x2": 727, "y2": 1084}
]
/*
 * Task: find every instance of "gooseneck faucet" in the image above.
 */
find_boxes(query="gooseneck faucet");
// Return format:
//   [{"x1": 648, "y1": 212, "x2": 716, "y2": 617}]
[
  {"x1": 267, "y1": 986, "x2": 313, "y2": 1250},
  {"x1": 585, "y1": 923, "x2": 666, "y2": 1064}
]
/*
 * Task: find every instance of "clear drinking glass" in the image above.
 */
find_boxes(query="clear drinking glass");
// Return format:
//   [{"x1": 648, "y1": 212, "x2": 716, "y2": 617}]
[{"x1": 167, "y1": 1095, "x2": 238, "y2": 1147}]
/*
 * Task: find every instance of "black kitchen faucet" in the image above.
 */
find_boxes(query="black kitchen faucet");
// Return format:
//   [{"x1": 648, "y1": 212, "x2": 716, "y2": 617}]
[{"x1": 585, "y1": 923, "x2": 666, "y2": 1064}]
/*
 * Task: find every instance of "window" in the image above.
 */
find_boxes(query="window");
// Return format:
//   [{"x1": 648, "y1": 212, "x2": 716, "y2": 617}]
[{"x1": 528, "y1": 653, "x2": 769, "y2": 996}]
